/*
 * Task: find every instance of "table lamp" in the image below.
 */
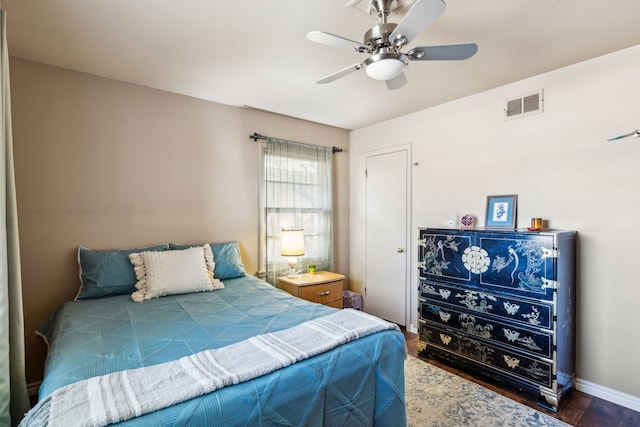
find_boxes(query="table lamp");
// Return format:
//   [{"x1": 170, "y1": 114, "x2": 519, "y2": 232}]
[{"x1": 281, "y1": 228, "x2": 305, "y2": 278}]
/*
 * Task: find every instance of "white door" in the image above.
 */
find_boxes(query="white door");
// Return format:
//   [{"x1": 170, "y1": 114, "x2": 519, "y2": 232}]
[{"x1": 364, "y1": 147, "x2": 409, "y2": 325}]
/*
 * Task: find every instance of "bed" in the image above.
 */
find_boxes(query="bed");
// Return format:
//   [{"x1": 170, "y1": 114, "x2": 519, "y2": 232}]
[{"x1": 25, "y1": 242, "x2": 406, "y2": 426}]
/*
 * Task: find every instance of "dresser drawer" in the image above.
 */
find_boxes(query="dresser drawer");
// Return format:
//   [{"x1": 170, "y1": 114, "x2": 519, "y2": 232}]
[
  {"x1": 419, "y1": 322, "x2": 553, "y2": 388},
  {"x1": 298, "y1": 281, "x2": 344, "y2": 305},
  {"x1": 419, "y1": 280, "x2": 553, "y2": 330},
  {"x1": 419, "y1": 300, "x2": 552, "y2": 358}
]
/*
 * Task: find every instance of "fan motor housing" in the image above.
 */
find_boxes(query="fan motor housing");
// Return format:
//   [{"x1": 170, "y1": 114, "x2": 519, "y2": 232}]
[{"x1": 364, "y1": 23, "x2": 398, "y2": 49}]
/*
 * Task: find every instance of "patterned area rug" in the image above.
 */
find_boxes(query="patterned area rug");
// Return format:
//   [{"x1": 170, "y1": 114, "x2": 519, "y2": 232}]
[{"x1": 405, "y1": 356, "x2": 571, "y2": 426}]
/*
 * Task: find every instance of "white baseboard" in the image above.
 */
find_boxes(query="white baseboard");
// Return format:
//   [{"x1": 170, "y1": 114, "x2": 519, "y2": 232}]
[{"x1": 576, "y1": 377, "x2": 640, "y2": 412}]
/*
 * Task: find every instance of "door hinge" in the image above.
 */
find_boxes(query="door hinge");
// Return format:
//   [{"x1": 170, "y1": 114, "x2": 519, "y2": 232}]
[{"x1": 365, "y1": 169, "x2": 368, "y2": 178}]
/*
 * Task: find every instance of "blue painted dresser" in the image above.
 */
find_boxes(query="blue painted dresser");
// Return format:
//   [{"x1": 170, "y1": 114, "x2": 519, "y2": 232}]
[{"x1": 417, "y1": 227, "x2": 576, "y2": 411}]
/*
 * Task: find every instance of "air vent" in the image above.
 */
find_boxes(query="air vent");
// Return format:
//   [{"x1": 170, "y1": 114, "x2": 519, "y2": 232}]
[
  {"x1": 504, "y1": 89, "x2": 544, "y2": 120},
  {"x1": 346, "y1": 0, "x2": 416, "y2": 19}
]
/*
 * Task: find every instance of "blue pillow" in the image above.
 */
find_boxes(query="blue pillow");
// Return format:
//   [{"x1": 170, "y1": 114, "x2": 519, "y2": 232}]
[
  {"x1": 169, "y1": 241, "x2": 247, "y2": 280},
  {"x1": 76, "y1": 244, "x2": 169, "y2": 300}
]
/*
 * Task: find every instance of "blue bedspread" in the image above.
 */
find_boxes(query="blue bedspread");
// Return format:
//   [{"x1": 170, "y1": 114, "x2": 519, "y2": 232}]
[{"x1": 38, "y1": 275, "x2": 406, "y2": 426}]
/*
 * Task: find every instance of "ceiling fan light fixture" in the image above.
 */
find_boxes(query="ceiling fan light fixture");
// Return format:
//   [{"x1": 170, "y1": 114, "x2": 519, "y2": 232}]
[{"x1": 364, "y1": 54, "x2": 406, "y2": 80}]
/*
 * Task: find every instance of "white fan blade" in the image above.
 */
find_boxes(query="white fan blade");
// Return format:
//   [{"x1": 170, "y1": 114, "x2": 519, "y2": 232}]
[
  {"x1": 386, "y1": 72, "x2": 407, "y2": 90},
  {"x1": 390, "y1": 0, "x2": 446, "y2": 47},
  {"x1": 317, "y1": 63, "x2": 363, "y2": 84},
  {"x1": 408, "y1": 43, "x2": 478, "y2": 61},
  {"x1": 606, "y1": 130, "x2": 640, "y2": 141},
  {"x1": 307, "y1": 31, "x2": 369, "y2": 53}
]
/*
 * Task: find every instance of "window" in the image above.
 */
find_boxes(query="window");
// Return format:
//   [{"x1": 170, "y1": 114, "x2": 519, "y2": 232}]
[{"x1": 260, "y1": 138, "x2": 333, "y2": 285}]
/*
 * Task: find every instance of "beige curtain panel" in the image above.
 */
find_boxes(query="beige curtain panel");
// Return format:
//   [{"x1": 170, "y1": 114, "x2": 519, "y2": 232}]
[{"x1": 0, "y1": 8, "x2": 30, "y2": 426}]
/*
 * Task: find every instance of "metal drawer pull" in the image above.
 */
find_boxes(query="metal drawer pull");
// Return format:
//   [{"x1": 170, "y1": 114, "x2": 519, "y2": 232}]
[{"x1": 319, "y1": 291, "x2": 331, "y2": 296}]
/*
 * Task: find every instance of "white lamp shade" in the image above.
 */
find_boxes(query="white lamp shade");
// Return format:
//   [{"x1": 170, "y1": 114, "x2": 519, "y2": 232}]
[
  {"x1": 281, "y1": 228, "x2": 305, "y2": 256},
  {"x1": 365, "y1": 58, "x2": 405, "y2": 81}
]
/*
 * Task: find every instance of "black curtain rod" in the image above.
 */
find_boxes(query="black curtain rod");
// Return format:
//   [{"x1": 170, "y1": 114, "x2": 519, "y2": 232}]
[{"x1": 249, "y1": 132, "x2": 343, "y2": 153}]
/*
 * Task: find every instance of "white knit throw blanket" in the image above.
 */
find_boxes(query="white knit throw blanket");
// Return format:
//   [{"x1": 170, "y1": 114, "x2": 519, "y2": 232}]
[{"x1": 21, "y1": 309, "x2": 400, "y2": 427}]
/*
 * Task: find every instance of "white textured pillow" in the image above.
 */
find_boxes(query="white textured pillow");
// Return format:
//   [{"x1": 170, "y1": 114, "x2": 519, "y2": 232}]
[{"x1": 129, "y1": 244, "x2": 223, "y2": 302}]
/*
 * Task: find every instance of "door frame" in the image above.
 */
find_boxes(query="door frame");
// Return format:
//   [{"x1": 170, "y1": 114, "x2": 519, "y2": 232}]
[{"x1": 363, "y1": 143, "x2": 413, "y2": 329}]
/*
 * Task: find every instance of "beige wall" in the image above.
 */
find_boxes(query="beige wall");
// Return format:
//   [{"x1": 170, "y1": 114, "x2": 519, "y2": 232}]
[
  {"x1": 9, "y1": 57, "x2": 350, "y2": 384},
  {"x1": 350, "y1": 44, "x2": 640, "y2": 408}
]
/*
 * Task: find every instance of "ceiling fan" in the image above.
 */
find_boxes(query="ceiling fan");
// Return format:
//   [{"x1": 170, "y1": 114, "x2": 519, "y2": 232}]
[
  {"x1": 606, "y1": 129, "x2": 640, "y2": 141},
  {"x1": 307, "y1": 0, "x2": 478, "y2": 90}
]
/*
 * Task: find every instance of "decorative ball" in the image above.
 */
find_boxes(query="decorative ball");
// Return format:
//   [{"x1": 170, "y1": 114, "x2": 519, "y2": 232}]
[{"x1": 460, "y1": 214, "x2": 474, "y2": 227}]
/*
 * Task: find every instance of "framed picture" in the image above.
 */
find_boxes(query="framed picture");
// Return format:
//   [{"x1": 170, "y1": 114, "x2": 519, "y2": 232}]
[{"x1": 485, "y1": 194, "x2": 518, "y2": 228}]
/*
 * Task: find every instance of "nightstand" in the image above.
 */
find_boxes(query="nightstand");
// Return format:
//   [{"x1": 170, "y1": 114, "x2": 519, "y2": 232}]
[{"x1": 278, "y1": 271, "x2": 345, "y2": 308}]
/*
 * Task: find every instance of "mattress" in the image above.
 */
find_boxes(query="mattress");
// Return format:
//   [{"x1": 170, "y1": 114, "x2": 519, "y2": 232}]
[{"x1": 37, "y1": 275, "x2": 406, "y2": 426}]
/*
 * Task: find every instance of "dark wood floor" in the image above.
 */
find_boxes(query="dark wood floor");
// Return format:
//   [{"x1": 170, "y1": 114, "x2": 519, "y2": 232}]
[{"x1": 402, "y1": 329, "x2": 640, "y2": 427}]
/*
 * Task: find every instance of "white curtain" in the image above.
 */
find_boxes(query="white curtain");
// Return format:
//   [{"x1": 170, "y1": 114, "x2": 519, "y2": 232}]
[
  {"x1": 0, "y1": 9, "x2": 29, "y2": 426},
  {"x1": 262, "y1": 138, "x2": 334, "y2": 285}
]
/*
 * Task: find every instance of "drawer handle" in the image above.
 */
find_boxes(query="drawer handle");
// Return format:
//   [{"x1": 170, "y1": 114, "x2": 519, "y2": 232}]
[{"x1": 319, "y1": 291, "x2": 331, "y2": 296}]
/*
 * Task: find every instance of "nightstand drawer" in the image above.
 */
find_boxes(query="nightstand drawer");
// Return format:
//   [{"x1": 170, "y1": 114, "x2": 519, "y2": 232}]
[
  {"x1": 277, "y1": 271, "x2": 346, "y2": 308},
  {"x1": 298, "y1": 281, "x2": 344, "y2": 305},
  {"x1": 325, "y1": 298, "x2": 344, "y2": 309}
]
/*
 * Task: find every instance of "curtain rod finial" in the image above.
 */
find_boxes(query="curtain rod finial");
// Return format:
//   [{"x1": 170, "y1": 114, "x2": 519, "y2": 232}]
[{"x1": 250, "y1": 132, "x2": 268, "y2": 142}]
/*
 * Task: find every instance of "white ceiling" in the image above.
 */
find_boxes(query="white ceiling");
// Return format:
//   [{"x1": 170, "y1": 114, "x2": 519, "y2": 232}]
[{"x1": 4, "y1": 0, "x2": 640, "y2": 130}]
